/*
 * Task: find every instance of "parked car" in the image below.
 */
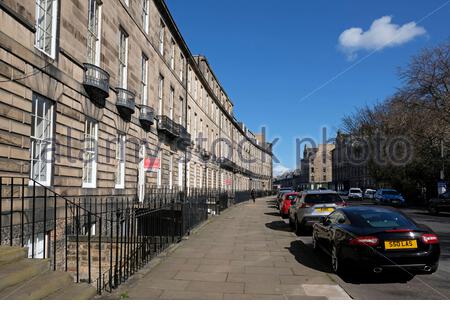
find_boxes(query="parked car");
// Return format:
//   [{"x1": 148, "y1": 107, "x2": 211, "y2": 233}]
[
  {"x1": 337, "y1": 190, "x2": 349, "y2": 200},
  {"x1": 374, "y1": 189, "x2": 406, "y2": 206},
  {"x1": 364, "y1": 189, "x2": 377, "y2": 200},
  {"x1": 428, "y1": 191, "x2": 450, "y2": 214},
  {"x1": 279, "y1": 192, "x2": 299, "y2": 219},
  {"x1": 276, "y1": 188, "x2": 294, "y2": 209},
  {"x1": 312, "y1": 206, "x2": 440, "y2": 275},
  {"x1": 348, "y1": 188, "x2": 363, "y2": 201},
  {"x1": 288, "y1": 190, "x2": 346, "y2": 236}
]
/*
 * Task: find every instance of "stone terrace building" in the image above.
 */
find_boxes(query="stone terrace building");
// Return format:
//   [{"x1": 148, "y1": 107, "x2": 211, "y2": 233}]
[{"x1": 0, "y1": 0, "x2": 273, "y2": 200}]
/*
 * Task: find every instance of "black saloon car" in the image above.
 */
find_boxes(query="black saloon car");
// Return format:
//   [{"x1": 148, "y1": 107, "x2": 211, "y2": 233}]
[
  {"x1": 429, "y1": 190, "x2": 450, "y2": 214},
  {"x1": 312, "y1": 206, "x2": 440, "y2": 275}
]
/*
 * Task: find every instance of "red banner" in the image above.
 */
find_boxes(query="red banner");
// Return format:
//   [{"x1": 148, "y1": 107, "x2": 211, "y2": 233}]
[{"x1": 144, "y1": 158, "x2": 160, "y2": 173}]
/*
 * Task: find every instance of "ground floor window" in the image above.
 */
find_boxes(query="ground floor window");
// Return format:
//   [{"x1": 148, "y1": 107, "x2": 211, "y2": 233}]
[
  {"x1": 82, "y1": 118, "x2": 98, "y2": 188},
  {"x1": 115, "y1": 134, "x2": 126, "y2": 189},
  {"x1": 30, "y1": 93, "x2": 54, "y2": 186}
]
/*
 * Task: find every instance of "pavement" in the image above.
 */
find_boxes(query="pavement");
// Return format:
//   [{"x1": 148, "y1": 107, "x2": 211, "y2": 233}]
[{"x1": 103, "y1": 197, "x2": 351, "y2": 300}]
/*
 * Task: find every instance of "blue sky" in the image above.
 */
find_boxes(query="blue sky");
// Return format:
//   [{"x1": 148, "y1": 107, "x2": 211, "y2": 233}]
[{"x1": 166, "y1": 0, "x2": 450, "y2": 175}]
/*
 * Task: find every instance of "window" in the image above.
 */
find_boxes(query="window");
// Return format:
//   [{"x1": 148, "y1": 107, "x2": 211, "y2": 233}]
[
  {"x1": 159, "y1": 20, "x2": 165, "y2": 55},
  {"x1": 194, "y1": 77, "x2": 198, "y2": 99},
  {"x1": 187, "y1": 67, "x2": 192, "y2": 92},
  {"x1": 170, "y1": 39, "x2": 175, "y2": 70},
  {"x1": 178, "y1": 97, "x2": 184, "y2": 125},
  {"x1": 30, "y1": 93, "x2": 54, "y2": 186},
  {"x1": 168, "y1": 154, "x2": 173, "y2": 189},
  {"x1": 141, "y1": 54, "x2": 148, "y2": 104},
  {"x1": 35, "y1": 0, "x2": 58, "y2": 58},
  {"x1": 178, "y1": 160, "x2": 183, "y2": 189},
  {"x1": 158, "y1": 75, "x2": 164, "y2": 116},
  {"x1": 142, "y1": 0, "x2": 149, "y2": 33},
  {"x1": 82, "y1": 119, "x2": 98, "y2": 188},
  {"x1": 179, "y1": 53, "x2": 185, "y2": 81},
  {"x1": 118, "y1": 29, "x2": 128, "y2": 89},
  {"x1": 169, "y1": 87, "x2": 174, "y2": 119},
  {"x1": 115, "y1": 134, "x2": 126, "y2": 189},
  {"x1": 157, "y1": 150, "x2": 162, "y2": 187},
  {"x1": 87, "y1": 0, "x2": 102, "y2": 65}
]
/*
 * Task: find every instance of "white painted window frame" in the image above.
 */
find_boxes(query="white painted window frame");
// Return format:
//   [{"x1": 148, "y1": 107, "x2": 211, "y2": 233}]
[
  {"x1": 115, "y1": 134, "x2": 126, "y2": 189},
  {"x1": 35, "y1": 0, "x2": 58, "y2": 59},
  {"x1": 30, "y1": 93, "x2": 54, "y2": 187},
  {"x1": 82, "y1": 119, "x2": 98, "y2": 189}
]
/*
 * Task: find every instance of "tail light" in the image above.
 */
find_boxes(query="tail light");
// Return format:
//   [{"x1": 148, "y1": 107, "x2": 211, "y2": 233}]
[
  {"x1": 422, "y1": 234, "x2": 439, "y2": 244},
  {"x1": 349, "y1": 236, "x2": 379, "y2": 247},
  {"x1": 337, "y1": 202, "x2": 347, "y2": 207}
]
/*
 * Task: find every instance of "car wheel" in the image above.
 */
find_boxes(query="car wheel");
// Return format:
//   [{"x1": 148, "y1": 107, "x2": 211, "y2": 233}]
[
  {"x1": 331, "y1": 244, "x2": 344, "y2": 274},
  {"x1": 289, "y1": 216, "x2": 295, "y2": 230},
  {"x1": 294, "y1": 216, "x2": 303, "y2": 236},
  {"x1": 312, "y1": 233, "x2": 319, "y2": 251}
]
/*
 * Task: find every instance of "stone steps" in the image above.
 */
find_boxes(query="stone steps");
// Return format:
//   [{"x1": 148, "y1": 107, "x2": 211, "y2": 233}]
[{"x1": 0, "y1": 246, "x2": 97, "y2": 300}]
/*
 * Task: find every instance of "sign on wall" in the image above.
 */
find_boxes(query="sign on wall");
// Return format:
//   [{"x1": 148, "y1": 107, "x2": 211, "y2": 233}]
[{"x1": 144, "y1": 158, "x2": 160, "y2": 173}]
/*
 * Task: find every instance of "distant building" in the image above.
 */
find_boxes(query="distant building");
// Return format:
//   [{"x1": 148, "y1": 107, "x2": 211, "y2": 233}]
[
  {"x1": 332, "y1": 132, "x2": 375, "y2": 191},
  {"x1": 297, "y1": 144, "x2": 335, "y2": 190}
]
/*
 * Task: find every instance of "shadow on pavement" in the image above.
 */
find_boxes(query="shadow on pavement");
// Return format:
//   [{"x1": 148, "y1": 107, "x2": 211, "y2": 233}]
[
  {"x1": 264, "y1": 212, "x2": 280, "y2": 217},
  {"x1": 288, "y1": 240, "x2": 333, "y2": 273},
  {"x1": 265, "y1": 220, "x2": 291, "y2": 232}
]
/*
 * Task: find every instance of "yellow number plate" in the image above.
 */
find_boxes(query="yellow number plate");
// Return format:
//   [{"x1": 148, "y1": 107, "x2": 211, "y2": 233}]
[
  {"x1": 317, "y1": 208, "x2": 334, "y2": 213},
  {"x1": 385, "y1": 240, "x2": 418, "y2": 250}
]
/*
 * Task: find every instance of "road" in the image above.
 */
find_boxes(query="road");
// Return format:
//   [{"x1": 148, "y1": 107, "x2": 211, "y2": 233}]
[{"x1": 283, "y1": 200, "x2": 450, "y2": 299}]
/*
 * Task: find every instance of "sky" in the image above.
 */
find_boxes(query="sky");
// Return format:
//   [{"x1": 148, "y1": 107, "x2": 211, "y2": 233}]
[{"x1": 165, "y1": 0, "x2": 450, "y2": 176}]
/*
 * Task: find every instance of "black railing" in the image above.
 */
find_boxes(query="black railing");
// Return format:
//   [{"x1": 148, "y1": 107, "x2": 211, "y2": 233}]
[
  {"x1": 157, "y1": 115, "x2": 181, "y2": 138},
  {"x1": 115, "y1": 88, "x2": 136, "y2": 115},
  {"x1": 179, "y1": 126, "x2": 192, "y2": 147},
  {"x1": 0, "y1": 176, "x2": 270, "y2": 296},
  {"x1": 83, "y1": 63, "x2": 110, "y2": 100},
  {"x1": 139, "y1": 105, "x2": 155, "y2": 130}
]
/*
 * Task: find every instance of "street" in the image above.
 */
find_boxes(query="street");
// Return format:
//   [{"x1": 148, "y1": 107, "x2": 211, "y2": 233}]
[{"x1": 292, "y1": 201, "x2": 450, "y2": 300}]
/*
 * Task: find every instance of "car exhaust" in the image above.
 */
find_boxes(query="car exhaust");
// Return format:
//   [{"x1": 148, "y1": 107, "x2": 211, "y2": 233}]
[
  {"x1": 373, "y1": 267, "x2": 383, "y2": 274},
  {"x1": 424, "y1": 266, "x2": 432, "y2": 272}
]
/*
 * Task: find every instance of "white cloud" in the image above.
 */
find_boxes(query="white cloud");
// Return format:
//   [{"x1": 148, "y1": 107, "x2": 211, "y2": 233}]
[
  {"x1": 338, "y1": 16, "x2": 426, "y2": 60},
  {"x1": 273, "y1": 164, "x2": 291, "y2": 177}
]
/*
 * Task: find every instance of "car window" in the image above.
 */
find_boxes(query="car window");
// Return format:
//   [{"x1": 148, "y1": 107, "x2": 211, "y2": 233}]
[
  {"x1": 304, "y1": 194, "x2": 343, "y2": 204},
  {"x1": 382, "y1": 190, "x2": 399, "y2": 196},
  {"x1": 349, "y1": 211, "x2": 415, "y2": 228}
]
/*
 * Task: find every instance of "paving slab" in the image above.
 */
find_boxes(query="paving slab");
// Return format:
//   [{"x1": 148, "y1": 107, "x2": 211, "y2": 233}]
[{"x1": 108, "y1": 197, "x2": 351, "y2": 300}]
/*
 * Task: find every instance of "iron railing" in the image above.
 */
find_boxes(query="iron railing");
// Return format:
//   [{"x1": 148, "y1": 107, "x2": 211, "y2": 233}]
[{"x1": 0, "y1": 176, "x2": 270, "y2": 295}]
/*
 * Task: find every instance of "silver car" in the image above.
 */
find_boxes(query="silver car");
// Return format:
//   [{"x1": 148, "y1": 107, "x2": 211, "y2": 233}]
[{"x1": 288, "y1": 190, "x2": 346, "y2": 235}]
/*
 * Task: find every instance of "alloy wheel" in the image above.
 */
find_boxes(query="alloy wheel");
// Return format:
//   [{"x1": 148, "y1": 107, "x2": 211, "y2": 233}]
[{"x1": 331, "y1": 245, "x2": 339, "y2": 273}]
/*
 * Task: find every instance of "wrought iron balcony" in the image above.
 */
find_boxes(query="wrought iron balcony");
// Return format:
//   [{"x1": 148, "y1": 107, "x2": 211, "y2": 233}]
[
  {"x1": 201, "y1": 149, "x2": 211, "y2": 161},
  {"x1": 115, "y1": 88, "x2": 136, "y2": 117},
  {"x1": 157, "y1": 115, "x2": 181, "y2": 138},
  {"x1": 179, "y1": 126, "x2": 192, "y2": 147},
  {"x1": 83, "y1": 63, "x2": 110, "y2": 104},
  {"x1": 139, "y1": 105, "x2": 155, "y2": 130},
  {"x1": 218, "y1": 157, "x2": 236, "y2": 172}
]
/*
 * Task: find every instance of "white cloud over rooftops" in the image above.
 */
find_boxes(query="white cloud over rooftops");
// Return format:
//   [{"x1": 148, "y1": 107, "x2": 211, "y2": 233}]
[{"x1": 338, "y1": 16, "x2": 426, "y2": 60}]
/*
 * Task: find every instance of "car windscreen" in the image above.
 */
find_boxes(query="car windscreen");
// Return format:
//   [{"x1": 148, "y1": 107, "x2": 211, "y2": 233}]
[
  {"x1": 383, "y1": 190, "x2": 399, "y2": 196},
  {"x1": 304, "y1": 194, "x2": 342, "y2": 204},
  {"x1": 349, "y1": 189, "x2": 362, "y2": 193},
  {"x1": 349, "y1": 211, "x2": 415, "y2": 228}
]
